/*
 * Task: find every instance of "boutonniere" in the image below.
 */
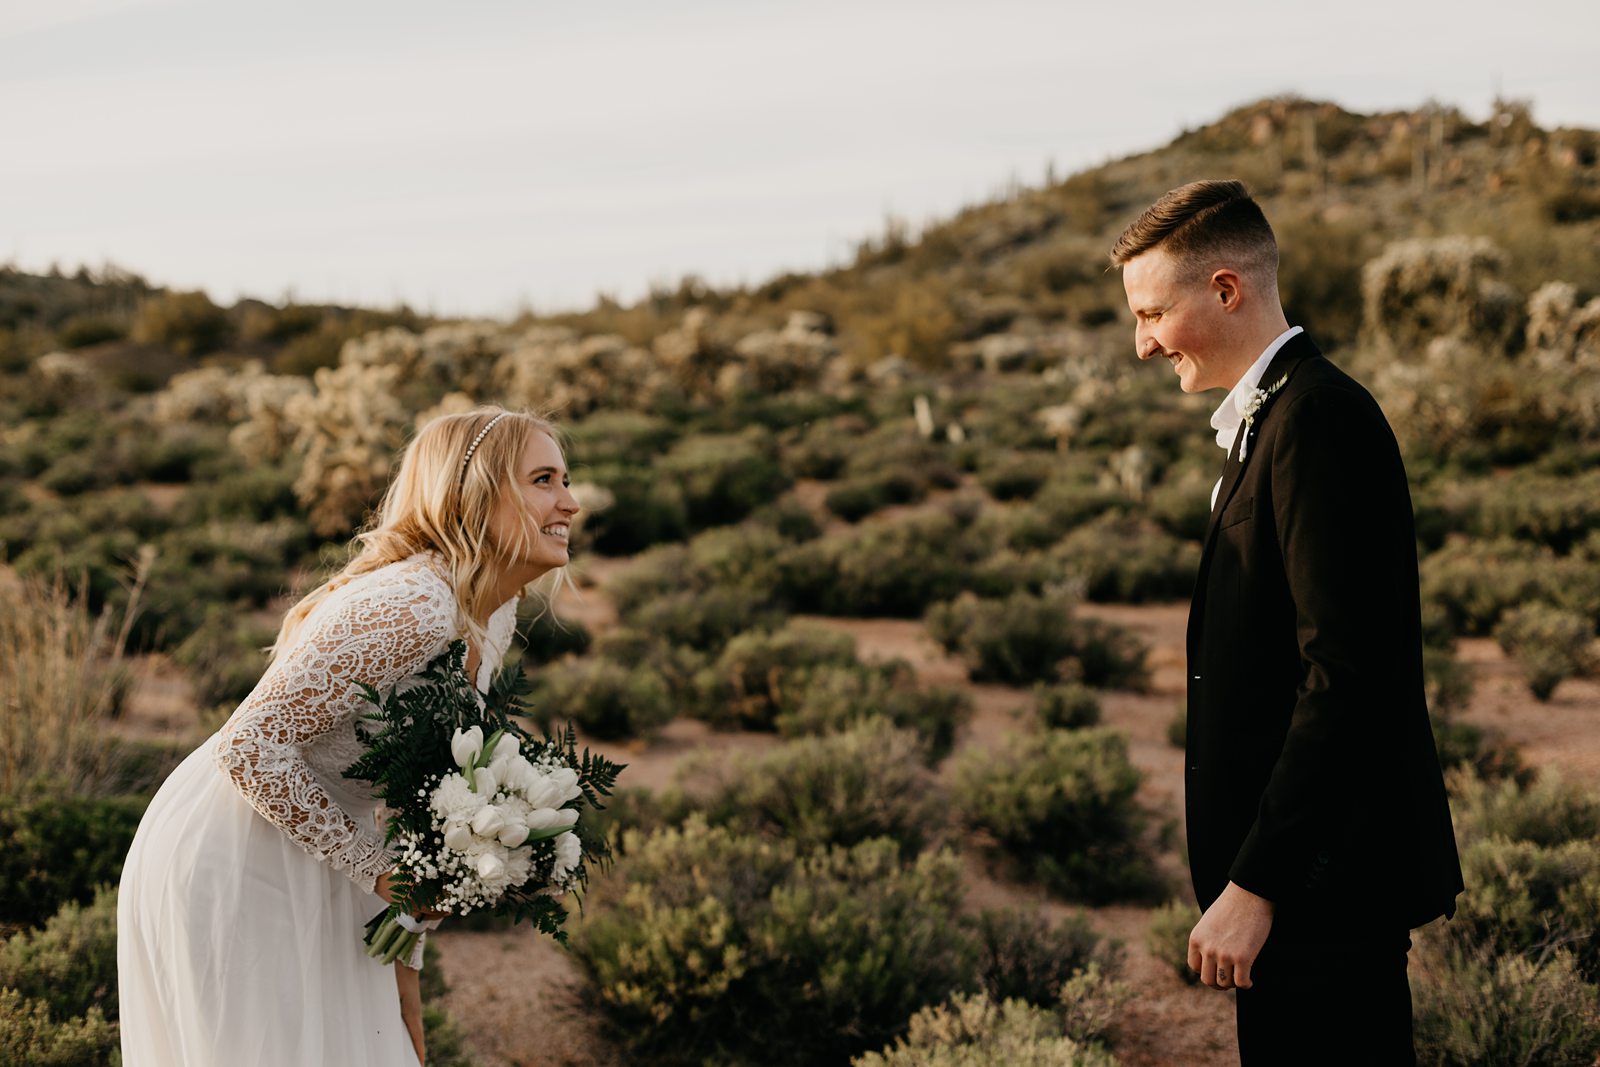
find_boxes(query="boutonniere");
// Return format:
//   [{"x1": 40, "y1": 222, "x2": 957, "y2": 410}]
[{"x1": 1234, "y1": 373, "x2": 1288, "y2": 461}]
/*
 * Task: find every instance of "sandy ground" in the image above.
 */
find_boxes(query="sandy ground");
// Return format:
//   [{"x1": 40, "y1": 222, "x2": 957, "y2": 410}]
[{"x1": 115, "y1": 568, "x2": 1600, "y2": 1067}]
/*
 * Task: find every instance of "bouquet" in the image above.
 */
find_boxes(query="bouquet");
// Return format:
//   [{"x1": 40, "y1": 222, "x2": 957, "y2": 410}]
[{"x1": 344, "y1": 641, "x2": 624, "y2": 964}]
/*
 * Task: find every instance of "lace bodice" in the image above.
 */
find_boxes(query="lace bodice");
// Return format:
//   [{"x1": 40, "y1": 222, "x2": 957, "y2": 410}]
[{"x1": 214, "y1": 553, "x2": 519, "y2": 895}]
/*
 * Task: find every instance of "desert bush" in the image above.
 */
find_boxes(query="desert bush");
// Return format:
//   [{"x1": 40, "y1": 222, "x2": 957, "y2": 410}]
[
  {"x1": 1023, "y1": 481, "x2": 1128, "y2": 545},
  {"x1": 609, "y1": 523, "x2": 790, "y2": 613},
  {"x1": 587, "y1": 628, "x2": 710, "y2": 709},
  {"x1": 1412, "y1": 944, "x2": 1600, "y2": 1067},
  {"x1": 1052, "y1": 515, "x2": 1198, "y2": 603},
  {"x1": 173, "y1": 610, "x2": 274, "y2": 709},
  {"x1": 0, "y1": 790, "x2": 146, "y2": 927},
  {"x1": 1430, "y1": 715, "x2": 1526, "y2": 785},
  {"x1": 1145, "y1": 900, "x2": 1202, "y2": 985},
  {"x1": 778, "y1": 511, "x2": 987, "y2": 618},
  {"x1": 782, "y1": 415, "x2": 866, "y2": 480},
  {"x1": 630, "y1": 586, "x2": 783, "y2": 653},
  {"x1": 575, "y1": 819, "x2": 974, "y2": 1066},
  {"x1": 132, "y1": 519, "x2": 305, "y2": 649},
  {"x1": 925, "y1": 591, "x2": 1148, "y2": 689},
  {"x1": 565, "y1": 410, "x2": 681, "y2": 468},
  {"x1": 851, "y1": 991, "x2": 1119, "y2": 1067},
  {"x1": 658, "y1": 429, "x2": 791, "y2": 530},
  {"x1": 978, "y1": 453, "x2": 1055, "y2": 502},
  {"x1": 1420, "y1": 537, "x2": 1600, "y2": 637},
  {"x1": 0, "y1": 885, "x2": 118, "y2": 1021},
  {"x1": 825, "y1": 469, "x2": 928, "y2": 522},
  {"x1": 526, "y1": 656, "x2": 675, "y2": 740},
  {"x1": 1468, "y1": 471, "x2": 1600, "y2": 554},
  {"x1": 694, "y1": 622, "x2": 859, "y2": 730},
  {"x1": 1144, "y1": 476, "x2": 1212, "y2": 542},
  {"x1": 973, "y1": 907, "x2": 1110, "y2": 1007},
  {"x1": 1421, "y1": 647, "x2": 1474, "y2": 716},
  {"x1": 1495, "y1": 603, "x2": 1596, "y2": 701},
  {"x1": 953, "y1": 729, "x2": 1160, "y2": 903},
  {"x1": 687, "y1": 722, "x2": 942, "y2": 854},
  {"x1": 0, "y1": 988, "x2": 120, "y2": 1067},
  {"x1": 511, "y1": 602, "x2": 591, "y2": 665},
  {"x1": 173, "y1": 461, "x2": 301, "y2": 524},
  {"x1": 131, "y1": 289, "x2": 231, "y2": 354},
  {"x1": 1032, "y1": 684, "x2": 1102, "y2": 731},
  {"x1": 580, "y1": 463, "x2": 690, "y2": 555},
  {"x1": 1441, "y1": 769, "x2": 1600, "y2": 983},
  {"x1": 774, "y1": 662, "x2": 972, "y2": 763}
]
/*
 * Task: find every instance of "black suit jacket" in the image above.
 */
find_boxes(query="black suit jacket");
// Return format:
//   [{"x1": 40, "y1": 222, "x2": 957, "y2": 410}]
[{"x1": 1185, "y1": 333, "x2": 1463, "y2": 931}]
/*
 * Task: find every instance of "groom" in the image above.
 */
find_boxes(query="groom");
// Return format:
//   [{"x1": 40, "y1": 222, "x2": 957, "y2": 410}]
[{"x1": 1110, "y1": 181, "x2": 1462, "y2": 1064}]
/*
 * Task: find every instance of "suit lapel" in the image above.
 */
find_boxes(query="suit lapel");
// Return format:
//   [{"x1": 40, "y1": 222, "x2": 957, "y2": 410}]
[{"x1": 1200, "y1": 333, "x2": 1322, "y2": 548}]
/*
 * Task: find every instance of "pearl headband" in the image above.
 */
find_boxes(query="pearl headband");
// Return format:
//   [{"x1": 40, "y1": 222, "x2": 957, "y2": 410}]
[{"x1": 459, "y1": 412, "x2": 510, "y2": 482}]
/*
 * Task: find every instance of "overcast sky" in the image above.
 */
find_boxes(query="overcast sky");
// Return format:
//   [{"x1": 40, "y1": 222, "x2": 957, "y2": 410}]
[{"x1": 4, "y1": 0, "x2": 1597, "y2": 317}]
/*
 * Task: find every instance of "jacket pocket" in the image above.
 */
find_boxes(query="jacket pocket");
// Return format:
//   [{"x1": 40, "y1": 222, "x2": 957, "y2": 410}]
[{"x1": 1220, "y1": 496, "x2": 1253, "y2": 529}]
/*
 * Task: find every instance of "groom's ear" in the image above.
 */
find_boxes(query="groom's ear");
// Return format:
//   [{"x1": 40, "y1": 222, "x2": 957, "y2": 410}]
[{"x1": 1210, "y1": 268, "x2": 1243, "y2": 311}]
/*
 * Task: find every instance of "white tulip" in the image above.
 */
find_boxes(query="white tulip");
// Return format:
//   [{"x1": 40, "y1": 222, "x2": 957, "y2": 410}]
[
  {"x1": 550, "y1": 831, "x2": 582, "y2": 881},
  {"x1": 497, "y1": 818, "x2": 530, "y2": 848},
  {"x1": 450, "y1": 727, "x2": 484, "y2": 771},
  {"x1": 476, "y1": 852, "x2": 507, "y2": 881},
  {"x1": 471, "y1": 766, "x2": 499, "y2": 798},
  {"x1": 470, "y1": 805, "x2": 507, "y2": 839},
  {"x1": 525, "y1": 807, "x2": 579, "y2": 831},
  {"x1": 442, "y1": 820, "x2": 474, "y2": 852}
]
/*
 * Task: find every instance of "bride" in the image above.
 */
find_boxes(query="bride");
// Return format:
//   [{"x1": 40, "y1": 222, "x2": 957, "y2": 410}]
[{"x1": 118, "y1": 407, "x2": 580, "y2": 1066}]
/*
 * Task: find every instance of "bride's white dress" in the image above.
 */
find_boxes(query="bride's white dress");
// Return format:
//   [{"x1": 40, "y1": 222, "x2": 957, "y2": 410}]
[{"x1": 118, "y1": 552, "x2": 518, "y2": 1067}]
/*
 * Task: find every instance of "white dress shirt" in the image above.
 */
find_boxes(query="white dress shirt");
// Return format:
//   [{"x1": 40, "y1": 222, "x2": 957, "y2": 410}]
[{"x1": 1210, "y1": 326, "x2": 1303, "y2": 511}]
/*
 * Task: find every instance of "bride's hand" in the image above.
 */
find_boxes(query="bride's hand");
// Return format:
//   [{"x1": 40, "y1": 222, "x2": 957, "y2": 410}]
[
  {"x1": 376, "y1": 872, "x2": 449, "y2": 920},
  {"x1": 395, "y1": 960, "x2": 426, "y2": 1065}
]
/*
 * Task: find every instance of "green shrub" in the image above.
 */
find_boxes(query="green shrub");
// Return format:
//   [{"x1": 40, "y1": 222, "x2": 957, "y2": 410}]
[
  {"x1": 57, "y1": 314, "x2": 127, "y2": 349},
  {"x1": 609, "y1": 523, "x2": 790, "y2": 613},
  {"x1": 1145, "y1": 477, "x2": 1212, "y2": 541},
  {"x1": 172, "y1": 462, "x2": 300, "y2": 524},
  {"x1": 972, "y1": 907, "x2": 1110, "y2": 1007},
  {"x1": 658, "y1": 430, "x2": 791, "y2": 530},
  {"x1": 1412, "y1": 945, "x2": 1600, "y2": 1067},
  {"x1": 926, "y1": 591, "x2": 1148, "y2": 689},
  {"x1": 1495, "y1": 603, "x2": 1596, "y2": 701},
  {"x1": 688, "y1": 722, "x2": 943, "y2": 854},
  {"x1": 575, "y1": 820, "x2": 974, "y2": 1067},
  {"x1": 0, "y1": 791, "x2": 146, "y2": 928},
  {"x1": 417, "y1": 938, "x2": 481, "y2": 1067},
  {"x1": 1032, "y1": 684, "x2": 1101, "y2": 731},
  {"x1": 588, "y1": 628, "x2": 709, "y2": 707},
  {"x1": 512, "y1": 602, "x2": 591, "y2": 665},
  {"x1": 782, "y1": 414, "x2": 868, "y2": 480},
  {"x1": 131, "y1": 519, "x2": 307, "y2": 650},
  {"x1": 0, "y1": 988, "x2": 120, "y2": 1067},
  {"x1": 0, "y1": 885, "x2": 118, "y2": 1021},
  {"x1": 631, "y1": 586, "x2": 783, "y2": 653},
  {"x1": 1421, "y1": 538, "x2": 1600, "y2": 637},
  {"x1": 566, "y1": 411, "x2": 681, "y2": 468},
  {"x1": 694, "y1": 622, "x2": 859, "y2": 730},
  {"x1": 978, "y1": 454, "x2": 1055, "y2": 502},
  {"x1": 1430, "y1": 716, "x2": 1526, "y2": 785},
  {"x1": 131, "y1": 289, "x2": 230, "y2": 355},
  {"x1": 1145, "y1": 900, "x2": 1201, "y2": 985},
  {"x1": 774, "y1": 662, "x2": 972, "y2": 763},
  {"x1": 1445, "y1": 835, "x2": 1600, "y2": 983},
  {"x1": 174, "y1": 610, "x2": 274, "y2": 708},
  {"x1": 779, "y1": 512, "x2": 986, "y2": 617},
  {"x1": 527, "y1": 657, "x2": 675, "y2": 740},
  {"x1": 851, "y1": 992, "x2": 1118, "y2": 1067},
  {"x1": 1052, "y1": 514, "x2": 1198, "y2": 603},
  {"x1": 1448, "y1": 768, "x2": 1600, "y2": 848},
  {"x1": 1422, "y1": 647, "x2": 1474, "y2": 715},
  {"x1": 825, "y1": 470, "x2": 928, "y2": 522},
  {"x1": 581, "y1": 463, "x2": 690, "y2": 555},
  {"x1": 1165, "y1": 704, "x2": 1186, "y2": 748},
  {"x1": 953, "y1": 729, "x2": 1160, "y2": 903}
]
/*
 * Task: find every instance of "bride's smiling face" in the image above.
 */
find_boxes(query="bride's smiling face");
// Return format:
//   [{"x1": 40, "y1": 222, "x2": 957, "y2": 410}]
[{"x1": 489, "y1": 431, "x2": 579, "y2": 572}]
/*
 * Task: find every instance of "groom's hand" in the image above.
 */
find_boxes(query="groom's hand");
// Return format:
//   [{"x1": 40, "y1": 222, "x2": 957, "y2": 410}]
[{"x1": 1188, "y1": 881, "x2": 1274, "y2": 990}]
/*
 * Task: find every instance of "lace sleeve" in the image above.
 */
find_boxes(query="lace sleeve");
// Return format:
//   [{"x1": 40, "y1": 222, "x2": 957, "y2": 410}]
[{"x1": 214, "y1": 562, "x2": 457, "y2": 894}]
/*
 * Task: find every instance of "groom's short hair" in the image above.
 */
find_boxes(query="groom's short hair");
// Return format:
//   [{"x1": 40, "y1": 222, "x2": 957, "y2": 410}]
[{"x1": 1110, "y1": 179, "x2": 1278, "y2": 284}]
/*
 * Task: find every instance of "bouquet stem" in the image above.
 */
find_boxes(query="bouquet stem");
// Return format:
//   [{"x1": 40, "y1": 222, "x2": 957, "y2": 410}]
[{"x1": 363, "y1": 908, "x2": 420, "y2": 966}]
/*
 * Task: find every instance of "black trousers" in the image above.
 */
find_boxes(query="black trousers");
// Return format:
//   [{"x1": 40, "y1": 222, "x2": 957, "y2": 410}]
[{"x1": 1234, "y1": 925, "x2": 1415, "y2": 1066}]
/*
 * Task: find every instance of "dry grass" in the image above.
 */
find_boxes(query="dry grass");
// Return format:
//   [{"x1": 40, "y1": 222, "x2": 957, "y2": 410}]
[{"x1": 0, "y1": 549, "x2": 150, "y2": 795}]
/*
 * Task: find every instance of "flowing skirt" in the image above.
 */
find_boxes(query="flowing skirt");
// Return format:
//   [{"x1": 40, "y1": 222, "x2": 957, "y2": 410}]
[{"x1": 117, "y1": 736, "x2": 419, "y2": 1066}]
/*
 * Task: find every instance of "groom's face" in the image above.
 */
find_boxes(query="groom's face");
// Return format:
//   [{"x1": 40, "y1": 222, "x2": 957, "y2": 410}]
[{"x1": 1122, "y1": 249, "x2": 1231, "y2": 393}]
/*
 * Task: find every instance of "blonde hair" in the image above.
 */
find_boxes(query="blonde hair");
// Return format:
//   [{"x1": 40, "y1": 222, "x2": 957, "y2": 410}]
[{"x1": 271, "y1": 406, "x2": 567, "y2": 660}]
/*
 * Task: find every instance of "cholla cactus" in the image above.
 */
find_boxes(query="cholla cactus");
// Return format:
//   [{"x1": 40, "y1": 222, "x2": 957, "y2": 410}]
[
  {"x1": 1526, "y1": 281, "x2": 1600, "y2": 362},
  {"x1": 342, "y1": 323, "x2": 505, "y2": 402},
  {"x1": 722, "y1": 311, "x2": 840, "y2": 398},
  {"x1": 1360, "y1": 236, "x2": 1520, "y2": 354},
  {"x1": 498, "y1": 327, "x2": 662, "y2": 416},
  {"x1": 229, "y1": 371, "x2": 313, "y2": 464},
  {"x1": 286, "y1": 362, "x2": 410, "y2": 537}
]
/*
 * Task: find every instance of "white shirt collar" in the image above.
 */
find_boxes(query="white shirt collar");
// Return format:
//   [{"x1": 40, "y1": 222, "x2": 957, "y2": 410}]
[{"x1": 1211, "y1": 326, "x2": 1303, "y2": 451}]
